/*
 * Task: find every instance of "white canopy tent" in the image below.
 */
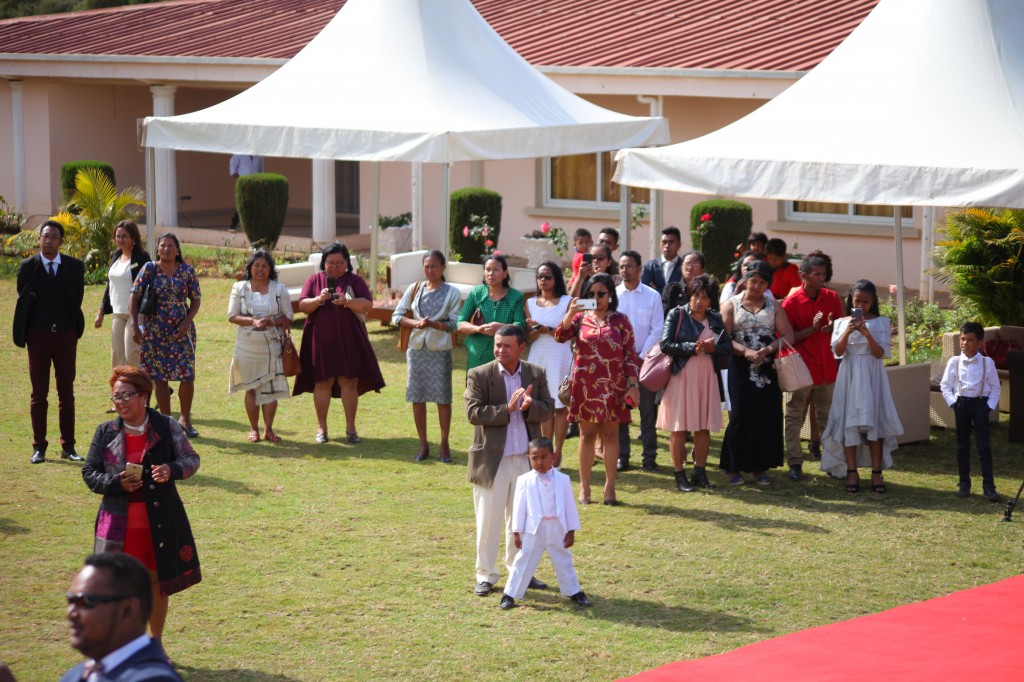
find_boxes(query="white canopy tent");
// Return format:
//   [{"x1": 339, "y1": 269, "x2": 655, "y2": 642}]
[
  {"x1": 614, "y1": 0, "x2": 1024, "y2": 364},
  {"x1": 142, "y1": 0, "x2": 668, "y2": 292}
]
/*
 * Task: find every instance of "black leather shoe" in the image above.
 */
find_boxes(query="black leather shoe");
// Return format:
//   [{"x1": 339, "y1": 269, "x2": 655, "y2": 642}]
[
  {"x1": 674, "y1": 470, "x2": 695, "y2": 492},
  {"x1": 616, "y1": 459, "x2": 630, "y2": 472},
  {"x1": 983, "y1": 488, "x2": 1001, "y2": 502},
  {"x1": 474, "y1": 581, "x2": 493, "y2": 596},
  {"x1": 500, "y1": 594, "x2": 516, "y2": 610},
  {"x1": 692, "y1": 468, "x2": 716, "y2": 489},
  {"x1": 30, "y1": 450, "x2": 46, "y2": 464},
  {"x1": 641, "y1": 462, "x2": 660, "y2": 472},
  {"x1": 957, "y1": 483, "x2": 971, "y2": 498},
  {"x1": 528, "y1": 576, "x2": 548, "y2": 590},
  {"x1": 61, "y1": 449, "x2": 83, "y2": 462},
  {"x1": 569, "y1": 591, "x2": 592, "y2": 607},
  {"x1": 788, "y1": 464, "x2": 803, "y2": 481}
]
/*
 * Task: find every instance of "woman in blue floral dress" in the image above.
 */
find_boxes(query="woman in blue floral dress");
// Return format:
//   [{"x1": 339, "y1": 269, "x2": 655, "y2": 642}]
[{"x1": 130, "y1": 233, "x2": 202, "y2": 437}]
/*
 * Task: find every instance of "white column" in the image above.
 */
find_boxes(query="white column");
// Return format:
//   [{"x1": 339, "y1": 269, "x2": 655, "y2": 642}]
[
  {"x1": 9, "y1": 80, "x2": 26, "y2": 216},
  {"x1": 311, "y1": 158, "x2": 336, "y2": 244},
  {"x1": 441, "y1": 163, "x2": 450, "y2": 258},
  {"x1": 411, "y1": 162, "x2": 423, "y2": 249},
  {"x1": 149, "y1": 85, "x2": 178, "y2": 228}
]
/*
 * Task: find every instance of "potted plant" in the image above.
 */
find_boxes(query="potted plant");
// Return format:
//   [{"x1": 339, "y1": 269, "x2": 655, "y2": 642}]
[
  {"x1": 377, "y1": 211, "x2": 413, "y2": 256},
  {"x1": 520, "y1": 221, "x2": 569, "y2": 267}
]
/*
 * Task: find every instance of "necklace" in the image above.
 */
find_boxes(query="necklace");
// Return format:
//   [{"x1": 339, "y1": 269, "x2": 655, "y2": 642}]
[{"x1": 123, "y1": 414, "x2": 149, "y2": 435}]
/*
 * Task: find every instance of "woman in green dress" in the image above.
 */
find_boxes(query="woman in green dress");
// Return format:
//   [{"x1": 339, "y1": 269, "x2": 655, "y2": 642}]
[{"x1": 457, "y1": 254, "x2": 525, "y2": 372}]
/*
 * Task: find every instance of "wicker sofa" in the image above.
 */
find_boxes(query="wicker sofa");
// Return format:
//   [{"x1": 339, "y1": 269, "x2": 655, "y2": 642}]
[{"x1": 940, "y1": 326, "x2": 1024, "y2": 413}]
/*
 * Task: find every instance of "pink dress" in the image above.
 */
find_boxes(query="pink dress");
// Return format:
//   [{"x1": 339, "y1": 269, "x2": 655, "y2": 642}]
[
  {"x1": 656, "y1": 319, "x2": 722, "y2": 433},
  {"x1": 554, "y1": 311, "x2": 640, "y2": 423}
]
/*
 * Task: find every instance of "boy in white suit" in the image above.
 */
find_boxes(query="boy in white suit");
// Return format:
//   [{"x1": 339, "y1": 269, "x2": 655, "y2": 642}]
[{"x1": 500, "y1": 438, "x2": 591, "y2": 609}]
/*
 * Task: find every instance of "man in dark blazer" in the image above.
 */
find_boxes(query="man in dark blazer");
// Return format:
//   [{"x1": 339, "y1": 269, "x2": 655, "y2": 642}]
[
  {"x1": 60, "y1": 552, "x2": 181, "y2": 682},
  {"x1": 640, "y1": 226, "x2": 683, "y2": 294},
  {"x1": 465, "y1": 325, "x2": 553, "y2": 597},
  {"x1": 13, "y1": 220, "x2": 85, "y2": 463}
]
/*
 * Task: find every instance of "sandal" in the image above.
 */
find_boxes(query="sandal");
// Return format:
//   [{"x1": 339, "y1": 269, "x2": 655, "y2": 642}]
[
  {"x1": 578, "y1": 493, "x2": 591, "y2": 505},
  {"x1": 315, "y1": 432, "x2": 329, "y2": 444},
  {"x1": 247, "y1": 430, "x2": 261, "y2": 443},
  {"x1": 439, "y1": 446, "x2": 452, "y2": 464},
  {"x1": 845, "y1": 469, "x2": 860, "y2": 493},
  {"x1": 346, "y1": 431, "x2": 361, "y2": 444},
  {"x1": 871, "y1": 469, "x2": 887, "y2": 494},
  {"x1": 263, "y1": 432, "x2": 282, "y2": 443}
]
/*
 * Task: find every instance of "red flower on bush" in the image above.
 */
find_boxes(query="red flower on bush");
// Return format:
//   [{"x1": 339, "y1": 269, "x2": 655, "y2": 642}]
[
  {"x1": 462, "y1": 226, "x2": 470, "y2": 238},
  {"x1": 541, "y1": 222, "x2": 551, "y2": 234},
  {"x1": 485, "y1": 239, "x2": 494, "y2": 247},
  {"x1": 179, "y1": 545, "x2": 194, "y2": 562},
  {"x1": 701, "y1": 213, "x2": 712, "y2": 222}
]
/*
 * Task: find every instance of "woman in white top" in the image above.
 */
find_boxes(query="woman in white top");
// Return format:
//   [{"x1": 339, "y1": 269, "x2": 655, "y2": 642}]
[
  {"x1": 228, "y1": 251, "x2": 293, "y2": 443},
  {"x1": 820, "y1": 279, "x2": 903, "y2": 493},
  {"x1": 525, "y1": 261, "x2": 573, "y2": 466},
  {"x1": 94, "y1": 220, "x2": 151, "y2": 369},
  {"x1": 392, "y1": 250, "x2": 463, "y2": 463}
]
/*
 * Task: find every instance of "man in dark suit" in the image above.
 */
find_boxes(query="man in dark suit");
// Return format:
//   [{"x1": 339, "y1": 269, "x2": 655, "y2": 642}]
[
  {"x1": 13, "y1": 220, "x2": 85, "y2": 463},
  {"x1": 640, "y1": 226, "x2": 683, "y2": 294},
  {"x1": 61, "y1": 552, "x2": 180, "y2": 682},
  {"x1": 465, "y1": 325, "x2": 553, "y2": 597}
]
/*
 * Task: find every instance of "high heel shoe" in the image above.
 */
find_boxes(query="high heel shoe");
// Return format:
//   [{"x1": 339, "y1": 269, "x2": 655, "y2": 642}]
[
  {"x1": 414, "y1": 446, "x2": 429, "y2": 462},
  {"x1": 439, "y1": 445, "x2": 452, "y2": 464},
  {"x1": 845, "y1": 469, "x2": 860, "y2": 493},
  {"x1": 871, "y1": 469, "x2": 887, "y2": 494}
]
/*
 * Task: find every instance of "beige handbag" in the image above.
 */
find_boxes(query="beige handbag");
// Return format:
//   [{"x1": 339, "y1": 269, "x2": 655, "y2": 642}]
[{"x1": 774, "y1": 337, "x2": 814, "y2": 392}]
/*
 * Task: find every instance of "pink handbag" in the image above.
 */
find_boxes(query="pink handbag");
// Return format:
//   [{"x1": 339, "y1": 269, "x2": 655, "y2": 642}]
[{"x1": 639, "y1": 313, "x2": 683, "y2": 392}]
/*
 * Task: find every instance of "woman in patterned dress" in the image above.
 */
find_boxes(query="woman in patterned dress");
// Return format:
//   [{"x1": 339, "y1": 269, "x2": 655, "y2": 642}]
[
  {"x1": 525, "y1": 261, "x2": 573, "y2": 466},
  {"x1": 129, "y1": 233, "x2": 202, "y2": 438},
  {"x1": 719, "y1": 260, "x2": 794, "y2": 485},
  {"x1": 457, "y1": 254, "x2": 526, "y2": 372},
  {"x1": 392, "y1": 250, "x2": 462, "y2": 463},
  {"x1": 555, "y1": 273, "x2": 641, "y2": 505}
]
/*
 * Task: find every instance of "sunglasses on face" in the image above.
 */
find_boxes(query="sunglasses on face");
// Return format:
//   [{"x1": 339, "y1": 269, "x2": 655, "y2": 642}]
[
  {"x1": 585, "y1": 291, "x2": 610, "y2": 299},
  {"x1": 66, "y1": 592, "x2": 139, "y2": 609},
  {"x1": 536, "y1": 274, "x2": 553, "y2": 281}
]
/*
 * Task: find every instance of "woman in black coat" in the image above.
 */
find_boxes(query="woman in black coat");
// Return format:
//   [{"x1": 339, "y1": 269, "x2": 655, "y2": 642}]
[
  {"x1": 657, "y1": 275, "x2": 732, "y2": 491},
  {"x1": 94, "y1": 220, "x2": 151, "y2": 368}
]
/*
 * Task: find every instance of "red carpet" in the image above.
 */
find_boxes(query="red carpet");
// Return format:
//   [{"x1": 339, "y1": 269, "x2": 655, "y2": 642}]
[{"x1": 625, "y1": 574, "x2": 1024, "y2": 681}]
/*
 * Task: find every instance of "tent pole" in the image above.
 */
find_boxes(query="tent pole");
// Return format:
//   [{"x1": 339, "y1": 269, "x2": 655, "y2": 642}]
[
  {"x1": 370, "y1": 161, "x2": 380, "y2": 300},
  {"x1": 145, "y1": 145, "x2": 156, "y2": 259},
  {"x1": 412, "y1": 162, "x2": 423, "y2": 249},
  {"x1": 441, "y1": 163, "x2": 450, "y2": 259},
  {"x1": 619, "y1": 188, "x2": 631, "y2": 252},
  {"x1": 919, "y1": 206, "x2": 933, "y2": 303},
  {"x1": 894, "y1": 208, "x2": 907, "y2": 365}
]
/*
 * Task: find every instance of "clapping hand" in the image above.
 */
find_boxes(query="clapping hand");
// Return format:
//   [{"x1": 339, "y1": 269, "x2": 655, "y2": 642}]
[{"x1": 507, "y1": 384, "x2": 534, "y2": 412}]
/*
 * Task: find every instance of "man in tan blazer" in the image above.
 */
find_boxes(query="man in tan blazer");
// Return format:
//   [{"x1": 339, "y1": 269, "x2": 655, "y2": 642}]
[{"x1": 465, "y1": 325, "x2": 553, "y2": 596}]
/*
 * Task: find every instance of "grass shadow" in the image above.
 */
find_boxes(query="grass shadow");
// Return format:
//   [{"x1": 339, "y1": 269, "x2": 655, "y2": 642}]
[
  {"x1": 633, "y1": 503, "x2": 830, "y2": 535},
  {"x1": 175, "y1": 667, "x2": 302, "y2": 682},
  {"x1": 180, "y1": 473, "x2": 262, "y2": 496},
  {"x1": 0, "y1": 517, "x2": 30, "y2": 536}
]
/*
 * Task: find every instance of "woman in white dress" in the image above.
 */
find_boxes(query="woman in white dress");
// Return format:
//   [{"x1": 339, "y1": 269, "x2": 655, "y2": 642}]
[
  {"x1": 228, "y1": 251, "x2": 293, "y2": 443},
  {"x1": 525, "y1": 261, "x2": 573, "y2": 466},
  {"x1": 820, "y1": 279, "x2": 903, "y2": 493}
]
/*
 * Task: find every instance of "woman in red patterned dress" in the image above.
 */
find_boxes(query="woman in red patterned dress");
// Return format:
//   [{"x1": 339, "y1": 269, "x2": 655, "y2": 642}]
[{"x1": 555, "y1": 273, "x2": 641, "y2": 506}]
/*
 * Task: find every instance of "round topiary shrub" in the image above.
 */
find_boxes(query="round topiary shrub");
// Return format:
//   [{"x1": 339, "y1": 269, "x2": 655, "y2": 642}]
[
  {"x1": 61, "y1": 161, "x2": 115, "y2": 204},
  {"x1": 689, "y1": 199, "x2": 753, "y2": 280},
  {"x1": 236, "y1": 173, "x2": 289, "y2": 251},
  {"x1": 450, "y1": 187, "x2": 502, "y2": 263}
]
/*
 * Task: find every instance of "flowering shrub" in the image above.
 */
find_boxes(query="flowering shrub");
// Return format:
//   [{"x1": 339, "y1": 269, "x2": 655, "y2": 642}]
[
  {"x1": 462, "y1": 214, "x2": 499, "y2": 256},
  {"x1": 0, "y1": 194, "x2": 23, "y2": 235},
  {"x1": 694, "y1": 212, "x2": 714, "y2": 252},
  {"x1": 880, "y1": 294, "x2": 964, "y2": 365},
  {"x1": 523, "y1": 221, "x2": 570, "y2": 257}
]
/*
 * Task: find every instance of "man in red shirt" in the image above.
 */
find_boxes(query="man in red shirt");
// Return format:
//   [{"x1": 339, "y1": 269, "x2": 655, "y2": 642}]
[
  {"x1": 766, "y1": 238, "x2": 801, "y2": 299},
  {"x1": 780, "y1": 255, "x2": 844, "y2": 480}
]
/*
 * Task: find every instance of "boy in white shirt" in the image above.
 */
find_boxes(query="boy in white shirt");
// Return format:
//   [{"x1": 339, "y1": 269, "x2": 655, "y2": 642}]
[
  {"x1": 940, "y1": 322, "x2": 1001, "y2": 501},
  {"x1": 500, "y1": 438, "x2": 591, "y2": 610}
]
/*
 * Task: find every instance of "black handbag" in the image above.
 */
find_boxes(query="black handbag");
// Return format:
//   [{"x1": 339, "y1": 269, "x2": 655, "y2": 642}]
[{"x1": 138, "y1": 267, "x2": 157, "y2": 316}]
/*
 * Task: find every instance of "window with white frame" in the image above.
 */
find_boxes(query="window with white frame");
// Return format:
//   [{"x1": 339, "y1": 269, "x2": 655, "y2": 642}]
[
  {"x1": 544, "y1": 152, "x2": 649, "y2": 208},
  {"x1": 786, "y1": 201, "x2": 911, "y2": 223}
]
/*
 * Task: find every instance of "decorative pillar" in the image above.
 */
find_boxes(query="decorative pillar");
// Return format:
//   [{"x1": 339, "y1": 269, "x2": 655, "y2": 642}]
[
  {"x1": 149, "y1": 85, "x2": 178, "y2": 228},
  {"x1": 311, "y1": 158, "x2": 336, "y2": 244},
  {"x1": 9, "y1": 80, "x2": 26, "y2": 216}
]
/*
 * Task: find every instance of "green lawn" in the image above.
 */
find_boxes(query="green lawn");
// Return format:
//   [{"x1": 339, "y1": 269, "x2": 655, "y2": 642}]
[{"x1": 1, "y1": 272, "x2": 1021, "y2": 681}]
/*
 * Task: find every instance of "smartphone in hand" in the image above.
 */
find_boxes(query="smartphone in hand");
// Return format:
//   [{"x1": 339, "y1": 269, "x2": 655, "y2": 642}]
[
  {"x1": 125, "y1": 462, "x2": 144, "y2": 478},
  {"x1": 326, "y1": 276, "x2": 338, "y2": 300}
]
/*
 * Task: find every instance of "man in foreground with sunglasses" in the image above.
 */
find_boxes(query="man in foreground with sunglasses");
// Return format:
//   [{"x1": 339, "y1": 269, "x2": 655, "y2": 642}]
[{"x1": 61, "y1": 553, "x2": 180, "y2": 681}]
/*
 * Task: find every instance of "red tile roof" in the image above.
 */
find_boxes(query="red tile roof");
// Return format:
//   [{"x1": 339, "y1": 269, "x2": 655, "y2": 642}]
[{"x1": 0, "y1": 0, "x2": 879, "y2": 73}]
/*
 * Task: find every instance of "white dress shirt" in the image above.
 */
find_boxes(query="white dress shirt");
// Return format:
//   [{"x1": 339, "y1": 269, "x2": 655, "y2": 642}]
[
  {"x1": 940, "y1": 352, "x2": 1001, "y2": 410},
  {"x1": 615, "y1": 282, "x2": 664, "y2": 356},
  {"x1": 42, "y1": 252, "x2": 62, "y2": 275},
  {"x1": 91, "y1": 634, "x2": 151, "y2": 680},
  {"x1": 501, "y1": 363, "x2": 529, "y2": 456}
]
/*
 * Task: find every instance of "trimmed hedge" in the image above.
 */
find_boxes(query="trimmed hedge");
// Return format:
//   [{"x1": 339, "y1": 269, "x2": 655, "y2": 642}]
[
  {"x1": 236, "y1": 173, "x2": 289, "y2": 251},
  {"x1": 689, "y1": 199, "x2": 752, "y2": 280},
  {"x1": 450, "y1": 187, "x2": 501, "y2": 263},
  {"x1": 61, "y1": 161, "x2": 115, "y2": 202}
]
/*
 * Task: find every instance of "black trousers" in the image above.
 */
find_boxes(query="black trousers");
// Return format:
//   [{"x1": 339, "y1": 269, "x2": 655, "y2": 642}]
[
  {"x1": 953, "y1": 396, "x2": 994, "y2": 487},
  {"x1": 618, "y1": 384, "x2": 658, "y2": 465},
  {"x1": 27, "y1": 327, "x2": 78, "y2": 451}
]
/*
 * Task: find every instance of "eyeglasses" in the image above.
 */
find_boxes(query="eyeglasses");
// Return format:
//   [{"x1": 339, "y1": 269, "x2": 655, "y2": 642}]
[
  {"x1": 536, "y1": 274, "x2": 553, "y2": 281},
  {"x1": 593, "y1": 256, "x2": 608, "y2": 262},
  {"x1": 110, "y1": 391, "x2": 138, "y2": 404},
  {"x1": 66, "y1": 592, "x2": 139, "y2": 609},
  {"x1": 324, "y1": 260, "x2": 346, "y2": 269},
  {"x1": 585, "y1": 291, "x2": 610, "y2": 299}
]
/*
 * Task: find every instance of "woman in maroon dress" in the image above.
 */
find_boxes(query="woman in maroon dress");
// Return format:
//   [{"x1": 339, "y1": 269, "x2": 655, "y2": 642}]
[
  {"x1": 294, "y1": 242, "x2": 385, "y2": 443},
  {"x1": 555, "y1": 273, "x2": 641, "y2": 506}
]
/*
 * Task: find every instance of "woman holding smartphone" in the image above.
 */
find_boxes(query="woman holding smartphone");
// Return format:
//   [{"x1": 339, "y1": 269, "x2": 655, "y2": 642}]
[
  {"x1": 81, "y1": 365, "x2": 201, "y2": 651},
  {"x1": 820, "y1": 279, "x2": 902, "y2": 493},
  {"x1": 555, "y1": 273, "x2": 640, "y2": 505}
]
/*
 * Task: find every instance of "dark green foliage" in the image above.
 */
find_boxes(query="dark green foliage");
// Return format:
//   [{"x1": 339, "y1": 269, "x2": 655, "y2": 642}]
[
  {"x1": 934, "y1": 208, "x2": 1024, "y2": 326},
  {"x1": 236, "y1": 173, "x2": 289, "y2": 251},
  {"x1": 689, "y1": 199, "x2": 752, "y2": 280},
  {"x1": 0, "y1": 0, "x2": 163, "y2": 18},
  {"x1": 450, "y1": 188, "x2": 501, "y2": 263},
  {"x1": 61, "y1": 161, "x2": 114, "y2": 202}
]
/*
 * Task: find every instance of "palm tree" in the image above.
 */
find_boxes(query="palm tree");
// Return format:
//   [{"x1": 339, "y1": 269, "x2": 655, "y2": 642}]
[
  {"x1": 933, "y1": 207, "x2": 1024, "y2": 326},
  {"x1": 59, "y1": 167, "x2": 145, "y2": 258}
]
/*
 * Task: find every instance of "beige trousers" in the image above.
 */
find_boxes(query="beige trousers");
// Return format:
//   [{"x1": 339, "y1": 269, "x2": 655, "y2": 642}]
[
  {"x1": 110, "y1": 313, "x2": 141, "y2": 367},
  {"x1": 473, "y1": 453, "x2": 530, "y2": 585}
]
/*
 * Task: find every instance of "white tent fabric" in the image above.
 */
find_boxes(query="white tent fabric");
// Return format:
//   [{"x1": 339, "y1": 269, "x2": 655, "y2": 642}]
[
  {"x1": 614, "y1": 0, "x2": 1024, "y2": 208},
  {"x1": 142, "y1": 0, "x2": 668, "y2": 162}
]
